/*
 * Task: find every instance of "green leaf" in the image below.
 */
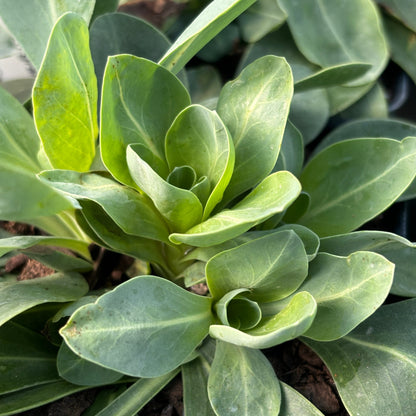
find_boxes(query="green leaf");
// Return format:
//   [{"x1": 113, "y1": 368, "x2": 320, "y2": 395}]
[
  {"x1": 0, "y1": 163, "x2": 77, "y2": 221},
  {"x1": 238, "y1": 0, "x2": 287, "y2": 43},
  {"x1": 183, "y1": 356, "x2": 216, "y2": 416},
  {"x1": 207, "y1": 230, "x2": 308, "y2": 302},
  {"x1": 377, "y1": 0, "x2": 416, "y2": 32},
  {"x1": 40, "y1": 170, "x2": 170, "y2": 242},
  {"x1": 0, "y1": 272, "x2": 89, "y2": 326},
  {"x1": 303, "y1": 298, "x2": 416, "y2": 416},
  {"x1": 33, "y1": 13, "x2": 98, "y2": 172},
  {"x1": 127, "y1": 145, "x2": 203, "y2": 233},
  {"x1": 319, "y1": 231, "x2": 416, "y2": 297},
  {"x1": 0, "y1": 321, "x2": 59, "y2": 394},
  {"x1": 217, "y1": 55, "x2": 293, "y2": 205},
  {"x1": 207, "y1": 341, "x2": 281, "y2": 416},
  {"x1": 279, "y1": 0, "x2": 388, "y2": 86},
  {"x1": 0, "y1": 381, "x2": 88, "y2": 416},
  {"x1": 300, "y1": 252, "x2": 394, "y2": 341},
  {"x1": 91, "y1": 0, "x2": 118, "y2": 22},
  {"x1": 279, "y1": 381, "x2": 324, "y2": 416},
  {"x1": 0, "y1": 86, "x2": 43, "y2": 173},
  {"x1": 294, "y1": 63, "x2": 372, "y2": 92},
  {"x1": 57, "y1": 342, "x2": 123, "y2": 386},
  {"x1": 159, "y1": 0, "x2": 256, "y2": 73},
  {"x1": 299, "y1": 137, "x2": 416, "y2": 236},
  {"x1": 0, "y1": 0, "x2": 95, "y2": 69},
  {"x1": 90, "y1": 371, "x2": 179, "y2": 416},
  {"x1": 188, "y1": 65, "x2": 222, "y2": 105},
  {"x1": 384, "y1": 14, "x2": 416, "y2": 85},
  {"x1": 0, "y1": 235, "x2": 90, "y2": 259},
  {"x1": 61, "y1": 276, "x2": 214, "y2": 378},
  {"x1": 77, "y1": 200, "x2": 164, "y2": 265},
  {"x1": 90, "y1": 13, "x2": 177, "y2": 92},
  {"x1": 210, "y1": 291, "x2": 317, "y2": 348},
  {"x1": 165, "y1": 104, "x2": 235, "y2": 218},
  {"x1": 100, "y1": 55, "x2": 190, "y2": 186},
  {"x1": 327, "y1": 82, "x2": 374, "y2": 115},
  {"x1": 170, "y1": 170, "x2": 301, "y2": 247}
]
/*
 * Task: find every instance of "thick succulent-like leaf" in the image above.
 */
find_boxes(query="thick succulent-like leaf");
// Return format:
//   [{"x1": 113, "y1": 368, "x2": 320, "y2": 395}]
[
  {"x1": 33, "y1": 13, "x2": 98, "y2": 171},
  {"x1": 40, "y1": 170, "x2": 169, "y2": 242},
  {"x1": 77, "y1": 200, "x2": 164, "y2": 265},
  {"x1": 188, "y1": 66, "x2": 222, "y2": 105},
  {"x1": 279, "y1": 382, "x2": 324, "y2": 416},
  {"x1": 165, "y1": 105, "x2": 235, "y2": 219},
  {"x1": 206, "y1": 230, "x2": 308, "y2": 302},
  {"x1": 0, "y1": 163, "x2": 78, "y2": 221},
  {"x1": 87, "y1": 371, "x2": 179, "y2": 416},
  {"x1": 61, "y1": 276, "x2": 214, "y2": 378},
  {"x1": 304, "y1": 298, "x2": 416, "y2": 416},
  {"x1": 127, "y1": 145, "x2": 203, "y2": 232},
  {"x1": 238, "y1": 0, "x2": 287, "y2": 43},
  {"x1": 91, "y1": 0, "x2": 118, "y2": 22},
  {"x1": 170, "y1": 171, "x2": 301, "y2": 247},
  {"x1": 0, "y1": 235, "x2": 90, "y2": 259},
  {"x1": 299, "y1": 137, "x2": 416, "y2": 236},
  {"x1": 217, "y1": 55, "x2": 293, "y2": 205},
  {"x1": 0, "y1": 0, "x2": 95, "y2": 69},
  {"x1": 377, "y1": 0, "x2": 416, "y2": 32},
  {"x1": 279, "y1": 0, "x2": 388, "y2": 86},
  {"x1": 183, "y1": 356, "x2": 216, "y2": 416},
  {"x1": 0, "y1": 322, "x2": 59, "y2": 394},
  {"x1": 210, "y1": 292, "x2": 317, "y2": 348},
  {"x1": 0, "y1": 272, "x2": 88, "y2": 326},
  {"x1": 57, "y1": 342, "x2": 123, "y2": 386},
  {"x1": 298, "y1": 252, "x2": 394, "y2": 341},
  {"x1": 100, "y1": 55, "x2": 190, "y2": 186},
  {"x1": 159, "y1": 0, "x2": 256, "y2": 73},
  {"x1": 320, "y1": 231, "x2": 416, "y2": 297},
  {"x1": 208, "y1": 341, "x2": 281, "y2": 416},
  {"x1": 0, "y1": 86, "x2": 44, "y2": 172},
  {"x1": 384, "y1": 15, "x2": 416, "y2": 85}
]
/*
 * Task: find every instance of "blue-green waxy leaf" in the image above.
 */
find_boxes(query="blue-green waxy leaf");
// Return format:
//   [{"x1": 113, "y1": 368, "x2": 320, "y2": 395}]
[
  {"x1": 0, "y1": 163, "x2": 78, "y2": 222},
  {"x1": 0, "y1": 322, "x2": 59, "y2": 394},
  {"x1": 0, "y1": 272, "x2": 89, "y2": 327},
  {"x1": 165, "y1": 104, "x2": 235, "y2": 219},
  {"x1": 208, "y1": 341, "x2": 281, "y2": 416},
  {"x1": 319, "y1": 231, "x2": 416, "y2": 297},
  {"x1": 210, "y1": 292, "x2": 317, "y2": 349},
  {"x1": 170, "y1": 171, "x2": 301, "y2": 247},
  {"x1": 61, "y1": 276, "x2": 214, "y2": 378},
  {"x1": 206, "y1": 230, "x2": 308, "y2": 302},
  {"x1": 377, "y1": 0, "x2": 416, "y2": 32},
  {"x1": 0, "y1": 86, "x2": 44, "y2": 173},
  {"x1": 299, "y1": 252, "x2": 394, "y2": 341},
  {"x1": 279, "y1": 381, "x2": 324, "y2": 416},
  {"x1": 304, "y1": 298, "x2": 416, "y2": 416},
  {"x1": 33, "y1": 13, "x2": 98, "y2": 172},
  {"x1": 40, "y1": 170, "x2": 170, "y2": 243},
  {"x1": 279, "y1": 0, "x2": 388, "y2": 86},
  {"x1": 0, "y1": 0, "x2": 95, "y2": 70},
  {"x1": 159, "y1": 0, "x2": 256, "y2": 73},
  {"x1": 217, "y1": 55, "x2": 293, "y2": 205},
  {"x1": 57, "y1": 342, "x2": 123, "y2": 386},
  {"x1": 127, "y1": 145, "x2": 203, "y2": 233},
  {"x1": 298, "y1": 137, "x2": 416, "y2": 237},
  {"x1": 100, "y1": 55, "x2": 190, "y2": 186}
]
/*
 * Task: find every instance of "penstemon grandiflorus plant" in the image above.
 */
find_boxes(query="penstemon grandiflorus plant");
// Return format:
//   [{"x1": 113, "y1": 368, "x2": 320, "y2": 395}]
[{"x1": 1, "y1": 1, "x2": 416, "y2": 415}]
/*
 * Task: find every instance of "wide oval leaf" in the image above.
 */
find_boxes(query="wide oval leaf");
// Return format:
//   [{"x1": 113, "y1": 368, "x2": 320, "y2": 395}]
[
  {"x1": 210, "y1": 292, "x2": 317, "y2": 349},
  {"x1": 217, "y1": 55, "x2": 293, "y2": 205},
  {"x1": 100, "y1": 55, "x2": 190, "y2": 186},
  {"x1": 279, "y1": 381, "x2": 324, "y2": 416},
  {"x1": 300, "y1": 252, "x2": 394, "y2": 341},
  {"x1": 165, "y1": 104, "x2": 235, "y2": 219},
  {"x1": 33, "y1": 13, "x2": 98, "y2": 172},
  {"x1": 170, "y1": 170, "x2": 301, "y2": 247},
  {"x1": 207, "y1": 341, "x2": 281, "y2": 416},
  {"x1": 206, "y1": 230, "x2": 308, "y2": 302},
  {"x1": 298, "y1": 137, "x2": 416, "y2": 236},
  {"x1": 61, "y1": 275, "x2": 214, "y2": 378},
  {"x1": 304, "y1": 298, "x2": 416, "y2": 416}
]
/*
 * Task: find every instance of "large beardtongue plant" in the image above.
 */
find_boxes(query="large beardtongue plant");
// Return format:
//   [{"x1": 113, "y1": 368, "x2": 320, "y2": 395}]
[{"x1": 1, "y1": 0, "x2": 416, "y2": 415}]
